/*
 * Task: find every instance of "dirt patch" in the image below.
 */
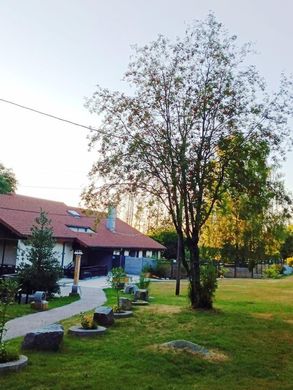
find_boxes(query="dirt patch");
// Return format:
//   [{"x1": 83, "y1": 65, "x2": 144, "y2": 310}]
[
  {"x1": 141, "y1": 304, "x2": 182, "y2": 314},
  {"x1": 252, "y1": 313, "x2": 274, "y2": 320},
  {"x1": 284, "y1": 319, "x2": 293, "y2": 325}
]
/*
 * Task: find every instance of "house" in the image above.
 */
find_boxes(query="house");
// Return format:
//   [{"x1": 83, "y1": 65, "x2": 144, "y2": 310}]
[{"x1": 0, "y1": 194, "x2": 165, "y2": 276}]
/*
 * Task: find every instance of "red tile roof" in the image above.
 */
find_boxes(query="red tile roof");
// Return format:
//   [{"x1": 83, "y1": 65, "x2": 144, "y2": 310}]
[{"x1": 0, "y1": 193, "x2": 165, "y2": 250}]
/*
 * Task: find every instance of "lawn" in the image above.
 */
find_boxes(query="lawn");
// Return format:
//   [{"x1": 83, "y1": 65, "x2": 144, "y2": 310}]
[
  {"x1": 5, "y1": 294, "x2": 80, "y2": 321},
  {"x1": 1, "y1": 276, "x2": 292, "y2": 390}
]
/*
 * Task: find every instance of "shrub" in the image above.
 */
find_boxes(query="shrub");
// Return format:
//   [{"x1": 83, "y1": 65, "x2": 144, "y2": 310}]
[
  {"x1": 0, "y1": 279, "x2": 19, "y2": 363},
  {"x1": 263, "y1": 264, "x2": 283, "y2": 279},
  {"x1": 286, "y1": 257, "x2": 293, "y2": 267},
  {"x1": 188, "y1": 263, "x2": 218, "y2": 309},
  {"x1": 80, "y1": 312, "x2": 97, "y2": 330},
  {"x1": 137, "y1": 272, "x2": 151, "y2": 289},
  {"x1": 153, "y1": 260, "x2": 170, "y2": 278}
]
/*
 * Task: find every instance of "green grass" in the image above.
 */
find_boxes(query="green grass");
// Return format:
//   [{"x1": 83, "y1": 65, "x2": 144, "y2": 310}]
[
  {"x1": 1, "y1": 277, "x2": 293, "y2": 390},
  {"x1": 5, "y1": 294, "x2": 80, "y2": 321}
]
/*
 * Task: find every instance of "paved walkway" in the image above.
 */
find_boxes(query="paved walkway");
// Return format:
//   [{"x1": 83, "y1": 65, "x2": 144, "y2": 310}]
[{"x1": 4, "y1": 285, "x2": 106, "y2": 341}]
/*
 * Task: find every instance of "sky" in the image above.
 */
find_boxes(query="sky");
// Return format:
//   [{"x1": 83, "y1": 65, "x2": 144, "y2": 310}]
[{"x1": 0, "y1": 0, "x2": 293, "y2": 207}]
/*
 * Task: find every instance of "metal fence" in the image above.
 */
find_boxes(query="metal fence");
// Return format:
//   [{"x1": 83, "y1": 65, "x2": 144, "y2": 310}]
[{"x1": 124, "y1": 256, "x2": 157, "y2": 275}]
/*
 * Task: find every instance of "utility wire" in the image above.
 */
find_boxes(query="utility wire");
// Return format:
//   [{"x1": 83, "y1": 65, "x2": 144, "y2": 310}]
[{"x1": 0, "y1": 98, "x2": 99, "y2": 133}]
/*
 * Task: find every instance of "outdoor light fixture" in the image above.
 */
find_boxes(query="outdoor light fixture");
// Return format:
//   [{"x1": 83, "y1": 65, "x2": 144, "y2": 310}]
[{"x1": 71, "y1": 250, "x2": 83, "y2": 295}]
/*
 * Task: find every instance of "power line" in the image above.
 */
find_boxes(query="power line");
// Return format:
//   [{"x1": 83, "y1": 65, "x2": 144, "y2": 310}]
[{"x1": 0, "y1": 98, "x2": 99, "y2": 133}]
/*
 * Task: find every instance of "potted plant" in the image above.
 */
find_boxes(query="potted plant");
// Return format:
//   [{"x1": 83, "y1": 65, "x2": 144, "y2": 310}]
[
  {"x1": 0, "y1": 279, "x2": 28, "y2": 373},
  {"x1": 68, "y1": 312, "x2": 107, "y2": 337}
]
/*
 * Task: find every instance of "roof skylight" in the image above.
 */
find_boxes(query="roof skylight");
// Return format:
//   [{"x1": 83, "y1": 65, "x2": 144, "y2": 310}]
[{"x1": 67, "y1": 210, "x2": 80, "y2": 218}]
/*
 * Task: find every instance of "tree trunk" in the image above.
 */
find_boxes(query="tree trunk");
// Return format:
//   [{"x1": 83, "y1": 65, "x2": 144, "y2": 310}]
[
  {"x1": 175, "y1": 235, "x2": 181, "y2": 296},
  {"x1": 187, "y1": 237, "x2": 202, "y2": 309}
]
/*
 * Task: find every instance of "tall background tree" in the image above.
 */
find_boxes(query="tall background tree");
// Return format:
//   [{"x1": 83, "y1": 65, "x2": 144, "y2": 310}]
[
  {"x1": 83, "y1": 14, "x2": 293, "y2": 309},
  {"x1": 0, "y1": 163, "x2": 17, "y2": 194}
]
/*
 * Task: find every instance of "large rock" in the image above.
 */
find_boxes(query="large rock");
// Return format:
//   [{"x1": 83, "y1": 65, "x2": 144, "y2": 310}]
[
  {"x1": 119, "y1": 297, "x2": 132, "y2": 311},
  {"x1": 22, "y1": 324, "x2": 64, "y2": 351},
  {"x1": 134, "y1": 289, "x2": 149, "y2": 301},
  {"x1": 93, "y1": 306, "x2": 115, "y2": 327}
]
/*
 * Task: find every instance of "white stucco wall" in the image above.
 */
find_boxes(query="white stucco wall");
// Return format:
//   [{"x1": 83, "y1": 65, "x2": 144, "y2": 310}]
[
  {"x1": 16, "y1": 240, "x2": 73, "y2": 267},
  {"x1": 0, "y1": 241, "x2": 18, "y2": 265},
  {"x1": 54, "y1": 242, "x2": 73, "y2": 267}
]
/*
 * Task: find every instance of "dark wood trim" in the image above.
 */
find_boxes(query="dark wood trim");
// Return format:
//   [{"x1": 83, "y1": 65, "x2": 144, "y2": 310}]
[{"x1": 1, "y1": 239, "x2": 6, "y2": 267}]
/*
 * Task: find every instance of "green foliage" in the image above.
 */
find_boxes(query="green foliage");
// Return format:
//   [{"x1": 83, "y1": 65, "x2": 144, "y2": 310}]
[
  {"x1": 80, "y1": 312, "x2": 97, "y2": 330},
  {"x1": 84, "y1": 13, "x2": 293, "y2": 309},
  {"x1": 148, "y1": 228, "x2": 178, "y2": 260},
  {"x1": 1, "y1": 278, "x2": 293, "y2": 389},
  {"x1": 137, "y1": 272, "x2": 151, "y2": 289},
  {"x1": 0, "y1": 163, "x2": 17, "y2": 194},
  {"x1": 280, "y1": 234, "x2": 293, "y2": 260},
  {"x1": 17, "y1": 210, "x2": 62, "y2": 297},
  {"x1": 0, "y1": 279, "x2": 19, "y2": 363},
  {"x1": 189, "y1": 263, "x2": 218, "y2": 309},
  {"x1": 152, "y1": 260, "x2": 170, "y2": 278},
  {"x1": 263, "y1": 264, "x2": 283, "y2": 279},
  {"x1": 108, "y1": 267, "x2": 127, "y2": 309}
]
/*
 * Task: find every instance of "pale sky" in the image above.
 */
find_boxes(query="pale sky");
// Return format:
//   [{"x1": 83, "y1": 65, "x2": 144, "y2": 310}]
[{"x1": 0, "y1": 0, "x2": 293, "y2": 207}]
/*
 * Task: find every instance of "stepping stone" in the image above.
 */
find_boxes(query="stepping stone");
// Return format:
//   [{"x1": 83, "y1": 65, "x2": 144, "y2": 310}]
[{"x1": 22, "y1": 324, "x2": 64, "y2": 351}]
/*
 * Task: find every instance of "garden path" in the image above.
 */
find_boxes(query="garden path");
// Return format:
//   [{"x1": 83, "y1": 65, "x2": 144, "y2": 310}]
[{"x1": 4, "y1": 285, "x2": 106, "y2": 341}]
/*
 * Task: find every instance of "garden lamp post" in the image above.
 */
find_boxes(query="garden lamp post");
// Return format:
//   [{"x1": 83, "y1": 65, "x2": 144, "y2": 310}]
[{"x1": 71, "y1": 250, "x2": 83, "y2": 295}]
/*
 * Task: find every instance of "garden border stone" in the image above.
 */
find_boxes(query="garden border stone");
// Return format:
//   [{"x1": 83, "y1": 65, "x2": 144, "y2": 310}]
[
  {"x1": 113, "y1": 310, "x2": 133, "y2": 319},
  {"x1": 0, "y1": 355, "x2": 28, "y2": 374},
  {"x1": 68, "y1": 325, "x2": 107, "y2": 337}
]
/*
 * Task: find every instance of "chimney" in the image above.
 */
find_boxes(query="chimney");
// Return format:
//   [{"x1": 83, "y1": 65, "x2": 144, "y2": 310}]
[{"x1": 106, "y1": 206, "x2": 116, "y2": 232}]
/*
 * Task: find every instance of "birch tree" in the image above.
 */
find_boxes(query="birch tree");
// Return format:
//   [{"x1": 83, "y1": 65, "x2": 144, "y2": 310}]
[{"x1": 84, "y1": 14, "x2": 293, "y2": 308}]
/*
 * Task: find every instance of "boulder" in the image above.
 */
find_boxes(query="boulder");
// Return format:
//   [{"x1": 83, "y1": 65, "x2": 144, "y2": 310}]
[
  {"x1": 22, "y1": 324, "x2": 64, "y2": 351},
  {"x1": 93, "y1": 306, "x2": 115, "y2": 327},
  {"x1": 119, "y1": 297, "x2": 132, "y2": 311},
  {"x1": 134, "y1": 289, "x2": 149, "y2": 302}
]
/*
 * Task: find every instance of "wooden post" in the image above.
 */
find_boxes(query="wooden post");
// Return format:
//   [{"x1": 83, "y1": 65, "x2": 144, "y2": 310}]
[
  {"x1": 1, "y1": 240, "x2": 6, "y2": 273},
  {"x1": 175, "y1": 235, "x2": 181, "y2": 296},
  {"x1": 71, "y1": 250, "x2": 83, "y2": 295}
]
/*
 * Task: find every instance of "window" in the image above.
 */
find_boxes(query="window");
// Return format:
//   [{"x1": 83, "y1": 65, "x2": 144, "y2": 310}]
[{"x1": 67, "y1": 225, "x2": 95, "y2": 234}]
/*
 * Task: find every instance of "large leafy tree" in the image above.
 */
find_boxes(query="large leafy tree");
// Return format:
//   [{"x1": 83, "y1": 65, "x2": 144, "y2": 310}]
[
  {"x1": 84, "y1": 14, "x2": 293, "y2": 308},
  {"x1": 0, "y1": 163, "x2": 17, "y2": 194},
  {"x1": 217, "y1": 137, "x2": 291, "y2": 266},
  {"x1": 17, "y1": 211, "x2": 62, "y2": 297}
]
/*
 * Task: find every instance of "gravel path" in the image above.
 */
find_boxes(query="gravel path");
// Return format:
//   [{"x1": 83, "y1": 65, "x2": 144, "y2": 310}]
[{"x1": 4, "y1": 285, "x2": 106, "y2": 341}]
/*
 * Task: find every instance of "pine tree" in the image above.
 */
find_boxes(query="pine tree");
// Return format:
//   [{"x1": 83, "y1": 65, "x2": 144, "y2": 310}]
[{"x1": 17, "y1": 210, "x2": 62, "y2": 297}]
